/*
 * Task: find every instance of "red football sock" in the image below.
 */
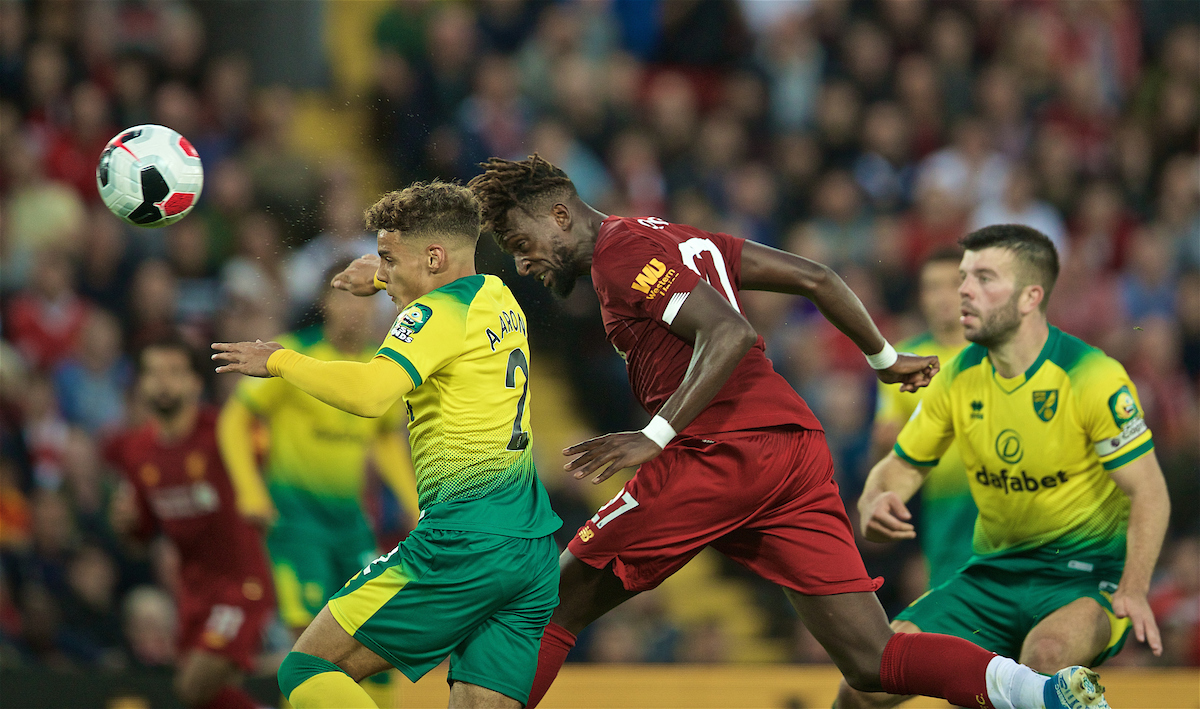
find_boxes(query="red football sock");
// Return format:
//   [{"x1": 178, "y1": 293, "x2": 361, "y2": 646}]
[
  {"x1": 198, "y1": 685, "x2": 258, "y2": 709},
  {"x1": 526, "y1": 622, "x2": 576, "y2": 709},
  {"x1": 880, "y1": 632, "x2": 998, "y2": 709}
]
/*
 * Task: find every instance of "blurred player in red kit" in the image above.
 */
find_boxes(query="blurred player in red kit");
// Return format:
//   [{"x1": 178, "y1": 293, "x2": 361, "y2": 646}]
[
  {"x1": 106, "y1": 338, "x2": 274, "y2": 709},
  {"x1": 462, "y1": 156, "x2": 1111, "y2": 709}
]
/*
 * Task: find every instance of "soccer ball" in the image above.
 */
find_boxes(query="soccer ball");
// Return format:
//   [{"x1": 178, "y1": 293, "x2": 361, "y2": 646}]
[{"x1": 96, "y1": 124, "x2": 204, "y2": 228}]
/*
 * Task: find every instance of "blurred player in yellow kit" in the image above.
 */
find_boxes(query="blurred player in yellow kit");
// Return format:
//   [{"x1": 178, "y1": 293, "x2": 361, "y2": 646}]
[
  {"x1": 218, "y1": 275, "x2": 419, "y2": 705},
  {"x1": 872, "y1": 247, "x2": 975, "y2": 591},
  {"x1": 839, "y1": 224, "x2": 1170, "y2": 708}
]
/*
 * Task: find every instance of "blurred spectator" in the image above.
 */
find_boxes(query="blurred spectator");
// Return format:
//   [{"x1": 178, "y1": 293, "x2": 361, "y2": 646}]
[
  {"x1": 60, "y1": 542, "x2": 124, "y2": 668},
  {"x1": 122, "y1": 584, "x2": 176, "y2": 668},
  {"x1": 4, "y1": 251, "x2": 90, "y2": 372},
  {"x1": 852, "y1": 101, "x2": 915, "y2": 213},
  {"x1": 1120, "y1": 228, "x2": 1178, "y2": 322},
  {"x1": 970, "y1": 161, "x2": 1068, "y2": 254},
  {"x1": 918, "y1": 115, "x2": 1009, "y2": 212},
  {"x1": 0, "y1": 139, "x2": 86, "y2": 289},
  {"x1": 221, "y1": 211, "x2": 287, "y2": 332},
  {"x1": 284, "y1": 182, "x2": 377, "y2": 320},
  {"x1": 42, "y1": 82, "x2": 114, "y2": 203},
  {"x1": 52, "y1": 309, "x2": 131, "y2": 434}
]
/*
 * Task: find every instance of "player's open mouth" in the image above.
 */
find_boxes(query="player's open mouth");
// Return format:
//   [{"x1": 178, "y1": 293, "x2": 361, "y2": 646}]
[{"x1": 539, "y1": 272, "x2": 552, "y2": 288}]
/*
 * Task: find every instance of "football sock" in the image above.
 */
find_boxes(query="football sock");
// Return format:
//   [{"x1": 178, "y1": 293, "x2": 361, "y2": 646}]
[
  {"x1": 526, "y1": 622, "x2": 577, "y2": 709},
  {"x1": 279, "y1": 651, "x2": 378, "y2": 709},
  {"x1": 879, "y1": 631, "x2": 998, "y2": 709},
  {"x1": 361, "y1": 670, "x2": 395, "y2": 708},
  {"x1": 984, "y1": 656, "x2": 1049, "y2": 709},
  {"x1": 198, "y1": 686, "x2": 257, "y2": 709}
]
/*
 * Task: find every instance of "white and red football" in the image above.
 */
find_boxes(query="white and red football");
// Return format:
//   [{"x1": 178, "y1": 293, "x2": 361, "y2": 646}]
[{"x1": 96, "y1": 124, "x2": 204, "y2": 228}]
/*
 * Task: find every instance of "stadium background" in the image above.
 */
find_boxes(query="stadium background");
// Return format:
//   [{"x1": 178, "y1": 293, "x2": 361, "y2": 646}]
[{"x1": 0, "y1": 0, "x2": 1196, "y2": 706}]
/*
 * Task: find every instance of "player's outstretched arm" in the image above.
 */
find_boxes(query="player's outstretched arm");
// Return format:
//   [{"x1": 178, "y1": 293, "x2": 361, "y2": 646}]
[
  {"x1": 330, "y1": 253, "x2": 384, "y2": 297},
  {"x1": 739, "y1": 241, "x2": 938, "y2": 391},
  {"x1": 857, "y1": 451, "x2": 929, "y2": 543},
  {"x1": 1108, "y1": 452, "x2": 1170, "y2": 656},
  {"x1": 212, "y1": 341, "x2": 414, "y2": 418},
  {"x1": 564, "y1": 281, "x2": 758, "y2": 483}
]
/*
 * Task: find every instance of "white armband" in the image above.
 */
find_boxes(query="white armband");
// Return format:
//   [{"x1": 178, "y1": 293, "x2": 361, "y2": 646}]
[
  {"x1": 641, "y1": 415, "x2": 677, "y2": 449},
  {"x1": 865, "y1": 342, "x2": 898, "y2": 370}
]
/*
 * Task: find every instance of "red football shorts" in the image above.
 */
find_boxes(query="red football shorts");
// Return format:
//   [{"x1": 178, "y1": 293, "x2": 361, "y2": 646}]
[
  {"x1": 177, "y1": 577, "x2": 274, "y2": 671},
  {"x1": 567, "y1": 426, "x2": 883, "y2": 595}
]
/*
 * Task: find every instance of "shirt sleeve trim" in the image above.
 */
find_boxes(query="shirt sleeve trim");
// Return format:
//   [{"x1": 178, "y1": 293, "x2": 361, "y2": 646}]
[
  {"x1": 1101, "y1": 438, "x2": 1154, "y2": 471},
  {"x1": 662, "y1": 291, "x2": 690, "y2": 326},
  {"x1": 893, "y1": 442, "x2": 939, "y2": 467},
  {"x1": 376, "y1": 348, "x2": 422, "y2": 388}
]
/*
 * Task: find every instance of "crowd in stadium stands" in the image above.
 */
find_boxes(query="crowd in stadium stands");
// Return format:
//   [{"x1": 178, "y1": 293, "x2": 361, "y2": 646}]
[{"x1": 0, "y1": 0, "x2": 1196, "y2": 674}]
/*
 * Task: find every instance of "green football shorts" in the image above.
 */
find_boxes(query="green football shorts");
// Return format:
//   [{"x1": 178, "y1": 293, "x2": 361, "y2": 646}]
[
  {"x1": 268, "y1": 520, "x2": 377, "y2": 629},
  {"x1": 327, "y1": 527, "x2": 559, "y2": 705},
  {"x1": 895, "y1": 560, "x2": 1131, "y2": 665}
]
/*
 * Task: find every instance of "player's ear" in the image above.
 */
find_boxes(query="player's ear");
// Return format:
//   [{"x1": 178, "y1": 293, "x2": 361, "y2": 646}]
[
  {"x1": 551, "y1": 202, "x2": 571, "y2": 231},
  {"x1": 1019, "y1": 284, "x2": 1044, "y2": 315},
  {"x1": 427, "y1": 244, "x2": 446, "y2": 271}
]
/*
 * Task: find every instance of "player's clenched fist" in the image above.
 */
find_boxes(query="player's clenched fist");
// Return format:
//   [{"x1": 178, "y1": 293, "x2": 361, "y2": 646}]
[
  {"x1": 330, "y1": 253, "x2": 383, "y2": 296},
  {"x1": 859, "y1": 491, "x2": 916, "y2": 542},
  {"x1": 211, "y1": 340, "x2": 284, "y2": 377},
  {"x1": 876, "y1": 353, "x2": 940, "y2": 393}
]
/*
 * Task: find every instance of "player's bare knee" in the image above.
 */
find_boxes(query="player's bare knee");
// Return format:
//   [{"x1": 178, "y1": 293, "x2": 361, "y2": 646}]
[{"x1": 1021, "y1": 634, "x2": 1073, "y2": 673}]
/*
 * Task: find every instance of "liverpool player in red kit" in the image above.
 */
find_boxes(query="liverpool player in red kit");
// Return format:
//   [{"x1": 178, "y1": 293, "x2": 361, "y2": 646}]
[
  {"x1": 107, "y1": 339, "x2": 274, "y2": 709},
  {"x1": 463, "y1": 156, "x2": 1111, "y2": 709}
]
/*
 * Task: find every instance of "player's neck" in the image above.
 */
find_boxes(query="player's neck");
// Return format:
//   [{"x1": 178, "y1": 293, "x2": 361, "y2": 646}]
[
  {"x1": 154, "y1": 405, "x2": 199, "y2": 444},
  {"x1": 987, "y1": 318, "x2": 1050, "y2": 379},
  {"x1": 575, "y1": 201, "x2": 609, "y2": 269}
]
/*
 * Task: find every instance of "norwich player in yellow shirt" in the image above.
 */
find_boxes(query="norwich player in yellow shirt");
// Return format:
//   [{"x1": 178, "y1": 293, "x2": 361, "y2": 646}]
[
  {"x1": 838, "y1": 225, "x2": 1169, "y2": 709},
  {"x1": 872, "y1": 248, "x2": 975, "y2": 591},
  {"x1": 212, "y1": 182, "x2": 560, "y2": 709}
]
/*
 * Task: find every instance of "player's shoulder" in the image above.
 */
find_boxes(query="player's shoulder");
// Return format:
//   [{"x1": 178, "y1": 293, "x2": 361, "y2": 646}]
[
  {"x1": 1046, "y1": 329, "x2": 1128, "y2": 393},
  {"x1": 941, "y1": 341, "x2": 989, "y2": 384},
  {"x1": 420, "y1": 274, "x2": 488, "y2": 309}
]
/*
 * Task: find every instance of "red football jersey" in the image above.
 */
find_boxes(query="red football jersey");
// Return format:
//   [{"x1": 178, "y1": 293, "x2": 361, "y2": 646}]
[
  {"x1": 591, "y1": 216, "x2": 822, "y2": 436},
  {"x1": 104, "y1": 408, "x2": 272, "y2": 600}
]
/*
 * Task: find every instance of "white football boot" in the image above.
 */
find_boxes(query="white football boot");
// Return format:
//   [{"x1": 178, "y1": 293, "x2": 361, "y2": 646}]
[{"x1": 1042, "y1": 666, "x2": 1110, "y2": 709}]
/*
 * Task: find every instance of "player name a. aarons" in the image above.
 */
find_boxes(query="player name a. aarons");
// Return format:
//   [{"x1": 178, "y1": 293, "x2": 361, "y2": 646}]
[
  {"x1": 631, "y1": 257, "x2": 679, "y2": 299},
  {"x1": 486, "y1": 309, "x2": 527, "y2": 351}
]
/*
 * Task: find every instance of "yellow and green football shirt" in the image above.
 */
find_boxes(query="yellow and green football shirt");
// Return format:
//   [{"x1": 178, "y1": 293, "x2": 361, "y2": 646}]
[
  {"x1": 894, "y1": 326, "x2": 1152, "y2": 576},
  {"x1": 374, "y1": 274, "x2": 560, "y2": 539},
  {"x1": 876, "y1": 333, "x2": 976, "y2": 588},
  {"x1": 237, "y1": 326, "x2": 401, "y2": 543}
]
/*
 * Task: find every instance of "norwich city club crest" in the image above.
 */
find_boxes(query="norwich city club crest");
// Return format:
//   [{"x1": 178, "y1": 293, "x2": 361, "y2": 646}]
[{"x1": 1032, "y1": 390, "x2": 1058, "y2": 422}]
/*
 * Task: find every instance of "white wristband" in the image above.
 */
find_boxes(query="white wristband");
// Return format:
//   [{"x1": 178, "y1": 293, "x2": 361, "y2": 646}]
[
  {"x1": 865, "y1": 342, "x2": 898, "y2": 370},
  {"x1": 641, "y1": 415, "x2": 677, "y2": 449}
]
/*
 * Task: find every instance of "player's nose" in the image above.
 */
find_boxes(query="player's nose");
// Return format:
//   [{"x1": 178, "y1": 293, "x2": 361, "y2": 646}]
[{"x1": 515, "y1": 258, "x2": 533, "y2": 276}]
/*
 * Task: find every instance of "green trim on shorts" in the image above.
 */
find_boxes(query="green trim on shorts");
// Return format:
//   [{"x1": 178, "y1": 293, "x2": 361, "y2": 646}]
[{"x1": 895, "y1": 560, "x2": 1131, "y2": 665}]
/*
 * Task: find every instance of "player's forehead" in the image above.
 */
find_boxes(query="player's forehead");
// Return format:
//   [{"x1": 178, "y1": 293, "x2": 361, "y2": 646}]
[{"x1": 961, "y1": 247, "x2": 1016, "y2": 277}]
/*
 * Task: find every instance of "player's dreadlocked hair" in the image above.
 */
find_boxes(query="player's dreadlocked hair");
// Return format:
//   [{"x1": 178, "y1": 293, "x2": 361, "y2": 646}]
[{"x1": 467, "y1": 154, "x2": 577, "y2": 247}]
